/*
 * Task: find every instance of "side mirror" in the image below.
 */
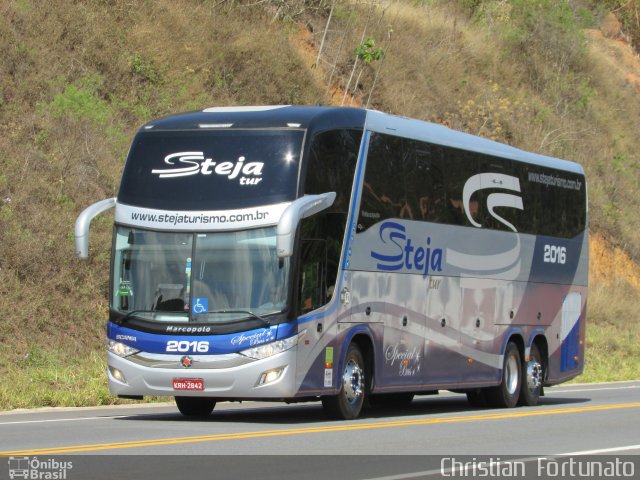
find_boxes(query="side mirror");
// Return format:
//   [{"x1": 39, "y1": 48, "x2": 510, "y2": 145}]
[
  {"x1": 75, "y1": 197, "x2": 116, "y2": 259},
  {"x1": 276, "y1": 192, "x2": 336, "y2": 258}
]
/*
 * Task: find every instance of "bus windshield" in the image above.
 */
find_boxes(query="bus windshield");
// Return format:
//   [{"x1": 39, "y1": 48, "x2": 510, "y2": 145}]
[{"x1": 112, "y1": 226, "x2": 290, "y2": 322}]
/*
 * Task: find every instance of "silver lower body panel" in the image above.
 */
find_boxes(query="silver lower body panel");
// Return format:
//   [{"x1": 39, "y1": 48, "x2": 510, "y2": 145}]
[{"x1": 107, "y1": 350, "x2": 298, "y2": 398}]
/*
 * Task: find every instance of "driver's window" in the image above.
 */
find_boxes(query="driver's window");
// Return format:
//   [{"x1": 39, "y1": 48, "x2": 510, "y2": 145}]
[
  {"x1": 299, "y1": 238, "x2": 327, "y2": 313},
  {"x1": 297, "y1": 129, "x2": 361, "y2": 315}
]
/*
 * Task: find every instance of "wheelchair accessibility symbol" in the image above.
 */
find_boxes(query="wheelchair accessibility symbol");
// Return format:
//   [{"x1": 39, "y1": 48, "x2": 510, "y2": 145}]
[{"x1": 192, "y1": 298, "x2": 208, "y2": 315}]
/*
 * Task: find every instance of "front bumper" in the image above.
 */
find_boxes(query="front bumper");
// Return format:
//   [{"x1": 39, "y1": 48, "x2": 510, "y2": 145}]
[{"x1": 107, "y1": 348, "x2": 298, "y2": 398}]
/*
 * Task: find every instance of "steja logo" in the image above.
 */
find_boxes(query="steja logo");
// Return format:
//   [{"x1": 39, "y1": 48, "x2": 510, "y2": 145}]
[
  {"x1": 462, "y1": 173, "x2": 523, "y2": 232},
  {"x1": 151, "y1": 152, "x2": 264, "y2": 185},
  {"x1": 446, "y1": 172, "x2": 524, "y2": 280},
  {"x1": 370, "y1": 221, "x2": 443, "y2": 277}
]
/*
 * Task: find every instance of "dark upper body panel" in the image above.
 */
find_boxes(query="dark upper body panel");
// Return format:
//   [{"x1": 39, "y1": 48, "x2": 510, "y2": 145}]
[
  {"x1": 143, "y1": 106, "x2": 367, "y2": 132},
  {"x1": 117, "y1": 106, "x2": 366, "y2": 212}
]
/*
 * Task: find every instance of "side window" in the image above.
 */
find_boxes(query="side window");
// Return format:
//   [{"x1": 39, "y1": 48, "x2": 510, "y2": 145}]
[
  {"x1": 359, "y1": 134, "x2": 478, "y2": 229},
  {"x1": 298, "y1": 129, "x2": 361, "y2": 314},
  {"x1": 520, "y1": 165, "x2": 586, "y2": 238},
  {"x1": 443, "y1": 149, "x2": 478, "y2": 227},
  {"x1": 304, "y1": 129, "x2": 361, "y2": 211},
  {"x1": 359, "y1": 133, "x2": 406, "y2": 231},
  {"x1": 298, "y1": 237, "x2": 327, "y2": 313},
  {"x1": 357, "y1": 132, "x2": 586, "y2": 238},
  {"x1": 407, "y1": 142, "x2": 446, "y2": 223}
]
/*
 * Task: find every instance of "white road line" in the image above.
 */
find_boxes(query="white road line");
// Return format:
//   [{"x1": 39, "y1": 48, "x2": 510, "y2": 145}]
[
  {"x1": 548, "y1": 385, "x2": 640, "y2": 394},
  {"x1": 0, "y1": 415, "x2": 128, "y2": 426},
  {"x1": 558, "y1": 444, "x2": 640, "y2": 455}
]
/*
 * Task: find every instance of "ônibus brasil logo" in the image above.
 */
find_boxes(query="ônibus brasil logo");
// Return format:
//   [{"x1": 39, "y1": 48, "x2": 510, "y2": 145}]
[{"x1": 151, "y1": 152, "x2": 264, "y2": 185}]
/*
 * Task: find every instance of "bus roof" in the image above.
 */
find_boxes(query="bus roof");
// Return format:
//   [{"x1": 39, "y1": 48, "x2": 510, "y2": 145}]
[
  {"x1": 142, "y1": 105, "x2": 367, "y2": 132},
  {"x1": 363, "y1": 109, "x2": 585, "y2": 175},
  {"x1": 141, "y1": 106, "x2": 584, "y2": 176}
]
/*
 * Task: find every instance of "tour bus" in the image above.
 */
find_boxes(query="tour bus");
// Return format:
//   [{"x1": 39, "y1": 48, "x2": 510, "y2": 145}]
[{"x1": 75, "y1": 106, "x2": 588, "y2": 419}]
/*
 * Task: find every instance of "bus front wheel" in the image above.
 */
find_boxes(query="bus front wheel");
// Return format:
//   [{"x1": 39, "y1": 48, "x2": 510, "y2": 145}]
[
  {"x1": 322, "y1": 343, "x2": 366, "y2": 419},
  {"x1": 175, "y1": 396, "x2": 216, "y2": 418}
]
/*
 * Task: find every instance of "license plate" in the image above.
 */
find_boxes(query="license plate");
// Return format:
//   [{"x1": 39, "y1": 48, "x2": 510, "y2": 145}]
[{"x1": 172, "y1": 378, "x2": 204, "y2": 391}]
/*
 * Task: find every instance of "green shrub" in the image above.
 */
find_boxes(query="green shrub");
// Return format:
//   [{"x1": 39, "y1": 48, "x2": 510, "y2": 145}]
[
  {"x1": 130, "y1": 53, "x2": 163, "y2": 85},
  {"x1": 48, "y1": 74, "x2": 110, "y2": 126}
]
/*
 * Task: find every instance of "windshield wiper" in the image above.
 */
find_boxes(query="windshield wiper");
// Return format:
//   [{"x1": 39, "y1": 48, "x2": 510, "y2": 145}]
[
  {"x1": 114, "y1": 310, "x2": 182, "y2": 325},
  {"x1": 194, "y1": 309, "x2": 271, "y2": 327}
]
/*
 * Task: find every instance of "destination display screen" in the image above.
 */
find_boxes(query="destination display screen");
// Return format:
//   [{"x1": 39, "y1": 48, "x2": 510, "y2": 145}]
[{"x1": 118, "y1": 129, "x2": 304, "y2": 211}]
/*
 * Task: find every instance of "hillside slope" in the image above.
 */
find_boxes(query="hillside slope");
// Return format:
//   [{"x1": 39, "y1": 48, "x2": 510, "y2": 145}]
[{"x1": 0, "y1": 0, "x2": 638, "y2": 408}]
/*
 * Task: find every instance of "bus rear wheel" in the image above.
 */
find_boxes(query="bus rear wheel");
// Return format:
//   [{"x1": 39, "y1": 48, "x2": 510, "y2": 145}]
[
  {"x1": 518, "y1": 343, "x2": 544, "y2": 406},
  {"x1": 486, "y1": 342, "x2": 521, "y2": 408},
  {"x1": 175, "y1": 397, "x2": 216, "y2": 418},
  {"x1": 322, "y1": 343, "x2": 366, "y2": 419}
]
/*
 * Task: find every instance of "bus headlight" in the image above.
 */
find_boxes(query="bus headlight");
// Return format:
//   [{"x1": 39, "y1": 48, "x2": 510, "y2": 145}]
[
  {"x1": 107, "y1": 339, "x2": 140, "y2": 357},
  {"x1": 240, "y1": 331, "x2": 305, "y2": 360},
  {"x1": 108, "y1": 366, "x2": 128, "y2": 384},
  {"x1": 257, "y1": 367, "x2": 285, "y2": 386}
]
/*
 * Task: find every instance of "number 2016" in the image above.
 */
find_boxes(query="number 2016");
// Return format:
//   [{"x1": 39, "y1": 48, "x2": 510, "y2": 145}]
[
  {"x1": 543, "y1": 244, "x2": 567, "y2": 264},
  {"x1": 166, "y1": 340, "x2": 209, "y2": 353}
]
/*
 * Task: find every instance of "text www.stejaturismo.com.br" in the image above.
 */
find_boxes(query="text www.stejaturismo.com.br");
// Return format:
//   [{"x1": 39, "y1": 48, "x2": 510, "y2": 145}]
[{"x1": 130, "y1": 209, "x2": 269, "y2": 226}]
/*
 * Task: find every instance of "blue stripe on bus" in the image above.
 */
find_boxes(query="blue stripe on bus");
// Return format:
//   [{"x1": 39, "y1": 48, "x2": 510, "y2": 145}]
[
  {"x1": 107, "y1": 320, "x2": 298, "y2": 355},
  {"x1": 561, "y1": 319, "x2": 581, "y2": 372}
]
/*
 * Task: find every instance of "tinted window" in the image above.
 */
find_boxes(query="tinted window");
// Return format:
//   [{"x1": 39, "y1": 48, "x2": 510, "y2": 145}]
[
  {"x1": 304, "y1": 129, "x2": 362, "y2": 211},
  {"x1": 520, "y1": 164, "x2": 587, "y2": 237},
  {"x1": 118, "y1": 129, "x2": 304, "y2": 211},
  {"x1": 359, "y1": 134, "x2": 406, "y2": 224},
  {"x1": 298, "y1": 129, "x2": 362, "y2": 313},
  {"x1": 359, "y1": 132, "x2": 586, "y2": 238},
  {"x1": 407, "y1": 142, "x2": 447, "y2": 223}
]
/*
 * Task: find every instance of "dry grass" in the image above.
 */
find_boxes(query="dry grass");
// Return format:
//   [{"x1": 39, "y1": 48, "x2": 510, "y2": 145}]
[
  {"x1": 0, "y1": 0, "x2": 327, "y2": 410},
  {"x1": 581, "y1": 278, "x2": 640, "y2": 383},
  {"x1": 579, "y1": 234, "x2": 640, "y2": 383},
  {"x1": 590, "y1": 233, "x2": 640, "y2": 289}
]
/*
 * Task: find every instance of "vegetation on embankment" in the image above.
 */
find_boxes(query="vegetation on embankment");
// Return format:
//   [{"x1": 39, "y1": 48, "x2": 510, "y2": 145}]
[{"x1": 0, "y1": 0, "x2": 638, "y2": 409}]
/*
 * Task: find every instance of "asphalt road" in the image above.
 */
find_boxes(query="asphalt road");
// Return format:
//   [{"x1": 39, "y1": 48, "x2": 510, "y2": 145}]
[{"x1": 1, "y1": 381, "x2": 638, "y2": 479}]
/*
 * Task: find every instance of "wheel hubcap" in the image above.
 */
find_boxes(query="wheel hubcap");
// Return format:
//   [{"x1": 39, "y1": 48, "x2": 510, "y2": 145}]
[
  {"x1": 505, "y1": 354, "x2": 519, "y2": 395},
  {"x1": 527, "y1": 359, "x2": 542, "y2": 391},
  {"x1": 343, "y1": 359, "x2": 363, "y2": 404}
]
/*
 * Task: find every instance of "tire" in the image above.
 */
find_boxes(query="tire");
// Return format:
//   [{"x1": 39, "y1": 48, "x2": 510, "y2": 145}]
[
  {"x1": 518, "y1": 343, "x2": 544, "y2": 406},
  {"x1": 322, "y1": 343, "x2": 366, "y2": 419},
  {"x1": 486, "y1": 342, "x2": 522, "y2": 408},
  {"x1": 175, "y1": 396, "x2": 216, "y2": 418},
  {"x1": 466, "y1": 389, "x2": 487, "y2": 408}
]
